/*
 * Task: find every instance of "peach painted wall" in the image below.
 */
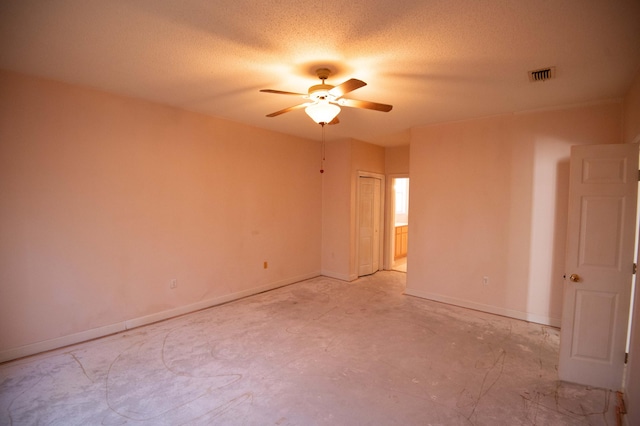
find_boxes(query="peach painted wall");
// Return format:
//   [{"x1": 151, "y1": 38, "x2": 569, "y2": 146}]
[
  {"x1": 350, "y1": 139, "x2": 385, "y2": 174},
  {"x1": 385, "y1": 145, "x2": 410, "y2": 175},
  {"x1": 321, "y1": 138, "x2": 385, "y2": 280},
  {"x1": 321, "y1": 139, "x2": 352, "y2": 280},
  {"x1": 624, "y1": 69, "x2": 640, "y2": 144},
  {"x1": 0, "y1": 70, "x2": 322, "y2": 360},
  {"x1": 406, "y1": 102, "x2": 622, "y2": 326}
]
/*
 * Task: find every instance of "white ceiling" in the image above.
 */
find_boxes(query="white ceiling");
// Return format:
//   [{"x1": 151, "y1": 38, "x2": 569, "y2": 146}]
[{"x1": 1, "y1": 0, "x2": 639, "y2": 147}]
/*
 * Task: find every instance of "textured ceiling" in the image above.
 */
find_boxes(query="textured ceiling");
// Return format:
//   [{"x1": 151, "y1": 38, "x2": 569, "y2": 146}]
[{"x1": 1, "y1": 0, "x2": 640, "y2": 146}]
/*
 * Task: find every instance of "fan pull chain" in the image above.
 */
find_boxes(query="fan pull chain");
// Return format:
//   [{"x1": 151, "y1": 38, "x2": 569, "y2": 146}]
[{"x1": 320, "y1": 123, "x2": 326, "y2": 174}]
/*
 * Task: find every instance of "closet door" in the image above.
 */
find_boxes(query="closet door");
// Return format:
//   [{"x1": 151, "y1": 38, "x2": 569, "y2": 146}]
[{"x1": 358, "y1": 176, "x2": 381, "y2": 276}]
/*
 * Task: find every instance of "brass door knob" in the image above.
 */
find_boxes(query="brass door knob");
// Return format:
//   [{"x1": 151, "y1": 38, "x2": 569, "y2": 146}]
[{"x1": 569, "y1": 274, "x2": 580, "y2": 282}]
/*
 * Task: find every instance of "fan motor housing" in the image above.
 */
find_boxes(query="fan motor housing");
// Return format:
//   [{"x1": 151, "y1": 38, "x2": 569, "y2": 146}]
[{"x1": 308, "y1": 84, "x2": 334, "y2": 101}]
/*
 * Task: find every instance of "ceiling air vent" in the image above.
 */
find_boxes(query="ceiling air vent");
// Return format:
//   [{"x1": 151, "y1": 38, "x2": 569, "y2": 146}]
[{"x1": 528, "y1": 66, "x2": 556, "y2": 82}]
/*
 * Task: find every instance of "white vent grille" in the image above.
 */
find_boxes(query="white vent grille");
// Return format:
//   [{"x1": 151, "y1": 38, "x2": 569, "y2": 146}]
[{"x1": 528, "y1": 67, "x2": 556, "y2": 82}]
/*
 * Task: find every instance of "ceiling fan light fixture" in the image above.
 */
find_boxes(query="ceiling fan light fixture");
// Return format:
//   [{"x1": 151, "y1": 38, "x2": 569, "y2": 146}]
[
  {"x1": 261, "y1": 67, "x2": 392, "y2": 122},
  {"x1": 305, "y1": 101, "x2": 340, "y2": 124}
]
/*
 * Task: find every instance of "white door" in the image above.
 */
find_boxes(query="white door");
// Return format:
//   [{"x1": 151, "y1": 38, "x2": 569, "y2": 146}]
[
  {"x1": 358, "y1": 177, "x2": 381, "y2": 276},
  {"x1": 559, "y1": 143, "x2": 638, "y2": 390}
]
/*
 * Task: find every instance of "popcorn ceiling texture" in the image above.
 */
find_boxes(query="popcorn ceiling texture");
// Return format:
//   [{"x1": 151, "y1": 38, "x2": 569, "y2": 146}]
[{"x1": 0, "y1": 0, "x2": 638, "y2": 146}]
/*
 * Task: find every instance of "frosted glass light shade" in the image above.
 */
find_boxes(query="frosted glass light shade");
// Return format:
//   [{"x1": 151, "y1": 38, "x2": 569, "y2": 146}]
[{"x1": 305, "y1": 101, "x2": 340, "y2": 124}]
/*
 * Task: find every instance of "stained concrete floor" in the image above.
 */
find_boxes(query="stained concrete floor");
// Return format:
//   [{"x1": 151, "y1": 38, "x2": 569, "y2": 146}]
[{"x1": 0, "y1": 271, "x2": 616, "y2": 425}]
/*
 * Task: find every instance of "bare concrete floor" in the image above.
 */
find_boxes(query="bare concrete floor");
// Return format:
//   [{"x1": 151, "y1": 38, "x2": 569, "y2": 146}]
[
  {"x1": 0, "y1": 271, "x2": 616, "y2": 425},
  {"x1": 392, "y1": 257, "x2": 407, "y2": 273}
]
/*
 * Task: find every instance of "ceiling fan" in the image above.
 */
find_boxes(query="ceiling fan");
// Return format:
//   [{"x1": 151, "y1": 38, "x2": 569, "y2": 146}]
[{"x1": 260, "y1": 68, "x2": 393, "y2": 125}]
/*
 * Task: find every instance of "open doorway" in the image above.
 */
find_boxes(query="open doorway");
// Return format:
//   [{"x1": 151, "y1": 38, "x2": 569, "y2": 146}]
[{"x1": 391, "y1": 177, "x2": 409, "y2": 272}]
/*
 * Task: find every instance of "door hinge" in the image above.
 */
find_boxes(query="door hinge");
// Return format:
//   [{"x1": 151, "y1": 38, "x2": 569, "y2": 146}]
[
  {"x1": 638, "y1": 169, "x2": 640, "y2": 181},
  {"x1": 625, "y1": 352, "x2": 629, "y2": 364},
  {"x1": 634, "y1": 263, "x2": 637, "y2": 275}
]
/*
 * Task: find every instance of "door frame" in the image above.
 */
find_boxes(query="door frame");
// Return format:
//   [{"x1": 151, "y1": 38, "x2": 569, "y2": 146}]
[
  {"x1": 355, "y1": 171, "x2": 385, "y2": 277},
  {"x1": 385, "y1": 173, "x2": 409, "y2": 270},
  {"x1": 625, "y1": 136, "x2": 640, "y2": 426}
]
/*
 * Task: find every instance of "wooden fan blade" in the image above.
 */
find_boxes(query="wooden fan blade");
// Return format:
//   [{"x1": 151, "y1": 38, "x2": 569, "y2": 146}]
[
  {"x1": 266, "y1": 103, "x2": 310, "y2": 117},
  {"x1": 329, "y1": 79, "x2": 366, "y2": 98},
  {"x1": 260, "y1": 89, "x2": 307, "y2": 97},
  {"x1": 339, "y1": 98, "x2": 393, "y2": 112}
]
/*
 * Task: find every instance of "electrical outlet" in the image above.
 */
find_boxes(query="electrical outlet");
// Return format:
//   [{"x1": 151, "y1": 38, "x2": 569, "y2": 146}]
[
  {"x1": 170, "y1": 279, "x2": 177, "y2": 289},
  {"x1": 482, "y1": 276, "x2": 489, "y2": 286}
]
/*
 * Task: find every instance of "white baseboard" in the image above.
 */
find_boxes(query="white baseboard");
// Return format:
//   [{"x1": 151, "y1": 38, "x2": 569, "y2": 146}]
[
  {"x1": 320, "y1": 269, "x2": 357, "y2": 282},
  {"x1": 0, "y1": 322, "x2": 126, "y2": 364},
  {"x1": 404, "y1": 287, "x2": 561, "y2": 328},
  {"x1": 0, "y1": 271, "x2": 320, "y2": 363}
]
